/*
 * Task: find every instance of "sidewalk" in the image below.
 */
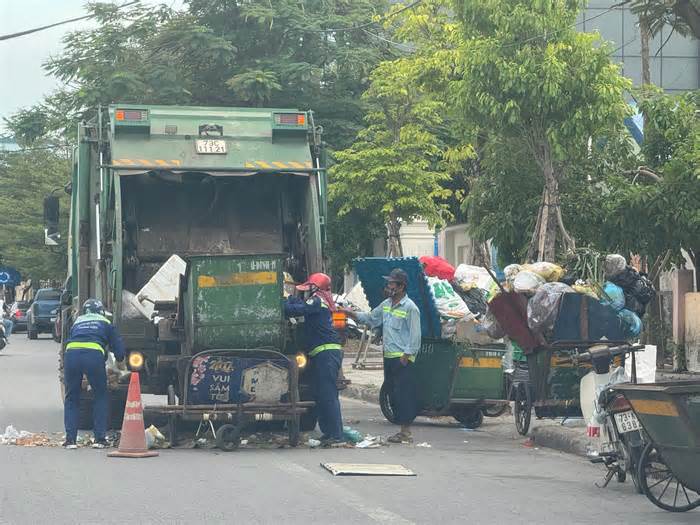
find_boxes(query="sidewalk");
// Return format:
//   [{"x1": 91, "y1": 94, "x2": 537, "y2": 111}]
[{"x1": 340, "y1": 357, "x2": 700, "y2": 458}]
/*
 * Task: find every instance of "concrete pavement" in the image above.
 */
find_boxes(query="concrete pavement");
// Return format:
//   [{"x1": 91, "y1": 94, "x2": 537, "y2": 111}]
[{"x1": 1, "y1": 337, "x2": 696, "y2": 524}]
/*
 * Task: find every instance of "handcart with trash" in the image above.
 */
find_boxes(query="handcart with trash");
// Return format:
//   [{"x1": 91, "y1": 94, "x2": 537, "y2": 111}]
[
  {"x1": 353, "y1": 257, "x2": 510, "y2": 429},
  {"x1": 485, "y1": 256, "x2": 655, "y2": 435},
  {"x1": 614, "y1": 381, "x2": 700, "y2": 512}
]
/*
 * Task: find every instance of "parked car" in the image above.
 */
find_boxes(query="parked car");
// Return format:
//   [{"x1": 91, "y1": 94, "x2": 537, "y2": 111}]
[
  {"x1": 9, "y1": 301, "x2": 30, "y2": 332},
  {"x1": 26, "y1": 288, "x2": 61, "y2": 340}
]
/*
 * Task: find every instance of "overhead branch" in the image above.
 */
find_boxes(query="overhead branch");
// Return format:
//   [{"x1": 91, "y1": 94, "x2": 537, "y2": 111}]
[{"x1": 622, "y1": 166, "x2": 663, "y2": 182}]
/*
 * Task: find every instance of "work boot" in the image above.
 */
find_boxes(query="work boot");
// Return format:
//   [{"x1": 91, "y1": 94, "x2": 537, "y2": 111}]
[
  {"x1": 91, "y1": 439, "x2": 109, "y2": 449},
  {"x1": 387, "y1": 431, "x2": 412, "y2": 444},
  {"x1": 62, "y1": 439, "x2": 78, "y2": 450}
]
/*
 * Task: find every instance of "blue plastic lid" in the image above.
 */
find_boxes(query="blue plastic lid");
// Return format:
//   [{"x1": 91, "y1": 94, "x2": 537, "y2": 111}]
[{"x1": 353, "y1": 257, "x2": 441, "y2": 338}]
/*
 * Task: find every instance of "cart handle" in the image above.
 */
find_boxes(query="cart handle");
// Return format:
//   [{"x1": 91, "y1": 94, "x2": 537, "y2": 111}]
[{"x1": 556, "y1": 344, "x2": 644, "y2": 376}]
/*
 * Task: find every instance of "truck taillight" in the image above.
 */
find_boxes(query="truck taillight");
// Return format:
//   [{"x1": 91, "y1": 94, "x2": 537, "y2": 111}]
[
  {"x1": 275, "y1": 113, "x2": 305, "y2": 126},
  {"x1": 115, "y1": 109, "x2": 148, "y2": 121},
  {"x1": 610, "y1": 394, "x2": 632, "y2": 412}
]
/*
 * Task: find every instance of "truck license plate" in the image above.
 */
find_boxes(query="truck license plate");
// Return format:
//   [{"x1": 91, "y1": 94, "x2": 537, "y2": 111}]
[
  {"x1": 195, "y1": 139, "x2": 227, "y2": 154},
  {"x1": 614, "y1": 410, "x2": 641, "y2": 433}
]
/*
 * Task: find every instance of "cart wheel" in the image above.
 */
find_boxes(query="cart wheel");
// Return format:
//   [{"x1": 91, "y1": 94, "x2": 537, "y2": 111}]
[
  {"x1": 379, "y1": 382, "x2": 398, "y2": 424},
  {"x1": 288, "y1": 416, "x2": 300, "y2": 448},
  {"x1": 637, "y1": 443, "x2": 700, "y2": 512},
  {"x1": 514, "y1": 383, "x2": 532, "y2": 436},
  {"x1": 483, "y1": 404, "x2": 509, "y2": 418},
  {"x1": 216, "y1": 424, "x2": 241, "y2": 452},
  {"x1": 454, "y1": 409, "x2": 484, "y2": 429},
  {"x1": 616, "y1": 468, "x2": 627, "y2": 483}
]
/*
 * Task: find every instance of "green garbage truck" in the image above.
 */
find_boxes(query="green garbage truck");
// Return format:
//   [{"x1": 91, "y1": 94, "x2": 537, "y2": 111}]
[{"x1": 49, "y1": 104, "x2": 328, "y2": 434}]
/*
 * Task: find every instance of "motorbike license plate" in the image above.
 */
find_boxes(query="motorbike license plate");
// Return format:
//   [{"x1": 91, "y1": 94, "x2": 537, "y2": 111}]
[
  {"x1": 195, "y1": 139, "x2": 227, "y2": 154},
  {"x1": 614, "y1": 410, "x2": 641, "y2": 433}
]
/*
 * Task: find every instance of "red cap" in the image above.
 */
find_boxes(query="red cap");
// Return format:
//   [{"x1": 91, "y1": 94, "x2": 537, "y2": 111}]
[{"x1": 296, "y1": 272, "x2": 331, "y2": 291}]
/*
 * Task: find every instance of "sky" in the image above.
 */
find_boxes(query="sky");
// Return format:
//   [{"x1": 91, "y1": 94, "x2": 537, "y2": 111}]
[{"x1": 0, "y1": 1, "x2": 183, "y2": 131}]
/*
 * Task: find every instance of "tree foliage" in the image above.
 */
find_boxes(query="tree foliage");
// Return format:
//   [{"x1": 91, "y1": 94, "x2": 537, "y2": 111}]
[
  {"x1": 452, "y1": 0, "x2": 632, "y2": 261},
  {"x1": 329, "y1": 58, "x2": 453, "y2": 256},
  {"x1": 0, "y1": 148, "x2": 70, "y2": 281}
]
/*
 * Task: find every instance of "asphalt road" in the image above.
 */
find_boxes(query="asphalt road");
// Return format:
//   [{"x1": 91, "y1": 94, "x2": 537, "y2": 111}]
[{"x1": 0, "y1": 336, "x2": 696, "y2": 524}]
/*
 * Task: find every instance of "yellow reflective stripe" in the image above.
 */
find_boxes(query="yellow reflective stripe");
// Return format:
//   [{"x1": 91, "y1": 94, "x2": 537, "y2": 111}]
[
  {"x1": 309, "y1": 343, "x2": 342, "y2": 357},
  {"x1": 66, "y1": 342, "x2": 105, "y2": 354},
  {"x1": 629, "y1": 399, "x2": 679, "y2": 417},
  {"x1": 382, "y1": 306, "x2": 407, "y2": 318},
  {"x1": 384, "y1": 351, "x2": 415, "y2": 362}
]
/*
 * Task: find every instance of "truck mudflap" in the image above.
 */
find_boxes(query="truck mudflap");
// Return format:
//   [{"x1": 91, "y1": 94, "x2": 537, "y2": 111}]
[{"x1": 144, "y1": 349, "x2": 313, "y2": 449}]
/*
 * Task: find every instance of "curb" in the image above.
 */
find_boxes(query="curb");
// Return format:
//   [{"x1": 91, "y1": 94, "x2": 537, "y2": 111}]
[
  {"x1": 530, "y1": 425, "x2": 590, "y2": 457},
  {"x1": 341, "y1": 383, "x2": 380, "y2": 405}
]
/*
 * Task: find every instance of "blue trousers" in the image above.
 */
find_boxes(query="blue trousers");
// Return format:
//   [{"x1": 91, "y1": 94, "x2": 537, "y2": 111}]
[
  {"x1": 311, "y1": 349, "x2": 343, "y2": 440},
  {"x1": 2, "y1": 319, "x2": 13, "y2": 338},
  {"x1": 384, "y1": 357, "x2": 417, "y2": 425},
  {"x1": 64, "y1": 349, "x2": 108, "y2": 441}
]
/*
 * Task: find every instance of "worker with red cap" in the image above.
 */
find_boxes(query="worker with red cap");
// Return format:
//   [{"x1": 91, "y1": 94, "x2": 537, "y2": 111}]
[{"x1": 284, "y1": 273, "x2": 344, "y2": 445}]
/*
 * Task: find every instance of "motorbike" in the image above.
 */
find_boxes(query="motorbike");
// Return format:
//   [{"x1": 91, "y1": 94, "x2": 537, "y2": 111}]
[
  {"x1": 573, "y1": 344, "x2": 646, "y2": 492},
  {"x1": 0, "y1": 322, "x2": 7, "y2": 351}
]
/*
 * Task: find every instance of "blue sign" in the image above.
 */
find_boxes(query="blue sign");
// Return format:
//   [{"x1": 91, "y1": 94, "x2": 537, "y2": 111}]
[
  {"x1": 0, "y1": 267, "x2": 21, "y2": 286},
  {"x1": 187, "y1": 354, "x2": 290, "y2": 406}
]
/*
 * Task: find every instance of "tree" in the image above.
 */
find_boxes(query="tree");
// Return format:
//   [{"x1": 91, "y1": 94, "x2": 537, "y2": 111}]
[
  {"x1": 14, "y1": 0, "x2": 395, "y2": 151},
  {"x1": 451, "y1": 0, "x2": 632, "y2": 262},
  {"x1": 0, "y1": 148, "x2": 70, "y2": 281},
  {"x1": 329, "y1": 59, "x2": 452, "y2": 256},
  {"x1": 628, "y1": 1, "x2": 694, "y2": 86},
  {"x1": 5, "y1": 1, "x2": 398, "y2": 284}
]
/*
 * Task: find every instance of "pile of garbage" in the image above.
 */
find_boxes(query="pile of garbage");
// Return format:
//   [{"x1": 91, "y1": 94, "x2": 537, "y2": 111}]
[
  {"x1": 419, "y1": 256, "x2": 493, "y2": 342},
  {"x1": 418, "y1": 253, "x2": 654, "y2": 344}
]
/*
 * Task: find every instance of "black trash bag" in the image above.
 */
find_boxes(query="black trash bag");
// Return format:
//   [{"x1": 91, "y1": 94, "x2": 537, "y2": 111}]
[
  {"x1": 454, "y1": 287, "x2": 488, "y2": 318},
  {"x1": 560, "y1": 273, "x2": 578, "y2": 286},
  {"x1": 609, "y1": 266, "x2": 655, "y2": 306},
  {"x1": 631, "y1": 274, "x2": 655, "y2": 304},
  {"x1": 624, "y1": 293, "x2": 647, "y2": 317}
]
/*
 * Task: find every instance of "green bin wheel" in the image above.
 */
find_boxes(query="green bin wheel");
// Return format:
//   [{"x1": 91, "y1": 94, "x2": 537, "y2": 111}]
[
  {"x1": 514, "y1": 382, "x2": 532, "y2": 436},
  {"x1": 216, "y1": 424, "x2": 241, "y2": 452},
  {"x1": 379, "y1": 382, "x2": 398, "y2": 424},
  {"x1": 637, "y1": 443, "x2": 700, "y2": 512},
  {"x1": 454, "y1": 409, "x2": 484, "y2": 429}
]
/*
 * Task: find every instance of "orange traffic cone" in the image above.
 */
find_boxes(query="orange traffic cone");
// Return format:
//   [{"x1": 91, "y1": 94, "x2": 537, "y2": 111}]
[{"x1": 108, "y1": 372, "x2": 158, "y2": 458}]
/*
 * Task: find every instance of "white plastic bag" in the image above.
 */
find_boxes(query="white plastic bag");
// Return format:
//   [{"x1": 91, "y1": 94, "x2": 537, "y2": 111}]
[
  {"x1": 453, "y1": 264, "x2": 493, "y2": 291},
  {"x1": 121, "y1": 290, "x2": 149, "y2": 320},
  {"x1": 603, "y1": 254, "x2": 627, "y2": 279},
  {"x1": 625, "y1": 345, "x2": 657, "y2": 383},
  {"x1": 428, "y1": 277, "x2": 473, "y2": 319},
  {"x1": 527, "y1": 282, "x2": 573, "y2": 333},
  {"x1": 513, "y1": 271, "x2": 545, "y2": 295}
]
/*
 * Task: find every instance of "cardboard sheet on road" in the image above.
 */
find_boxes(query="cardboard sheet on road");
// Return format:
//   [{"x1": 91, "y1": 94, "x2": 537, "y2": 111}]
[{"x1": 321, "y1": 463, "x2": 416, "y2": 476}]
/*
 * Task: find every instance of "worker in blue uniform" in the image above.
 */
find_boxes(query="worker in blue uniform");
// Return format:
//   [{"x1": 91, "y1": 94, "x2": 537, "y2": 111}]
[
  {"x1": 63, "y1": 299, "x2": 126, "y2": 449},
  {"x1": 342, "y1": 269, "x2": 421, "y2": 443},
  {"x1": 284, "y1": 273, "x2": 344, "y2": 445}
]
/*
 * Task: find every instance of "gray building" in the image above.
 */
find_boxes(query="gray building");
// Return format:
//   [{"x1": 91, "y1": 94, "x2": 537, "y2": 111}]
[{"x1": 580, "y1": 1, "x2": 700, "y2": 92}]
